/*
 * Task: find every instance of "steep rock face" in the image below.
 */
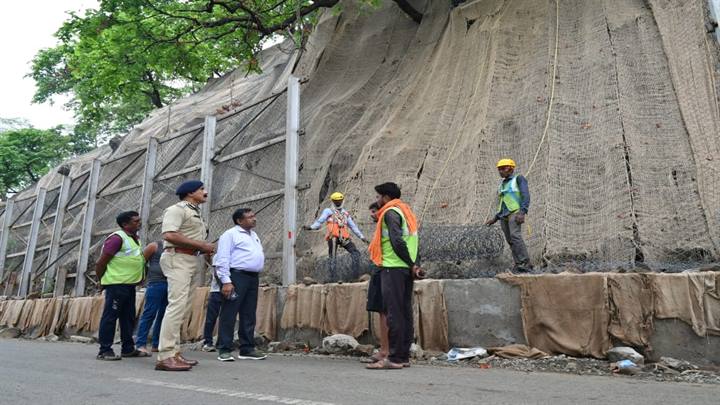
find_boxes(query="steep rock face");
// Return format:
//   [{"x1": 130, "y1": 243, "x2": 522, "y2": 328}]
[
  {"x1": 291, "y1": 0, "x2": 720, "y2": 273},
  {"x1": 5, "y1": 0, "x2": 720, "y2": 286}
]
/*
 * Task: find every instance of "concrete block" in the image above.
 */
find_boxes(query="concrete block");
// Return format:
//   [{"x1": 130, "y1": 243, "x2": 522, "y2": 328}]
[
  {"x1": 443, "y1": 278, "x2": 525, "y2": 348},
  {"x1": 649, "y1": 319, "x2": 720, "y2": 366}
]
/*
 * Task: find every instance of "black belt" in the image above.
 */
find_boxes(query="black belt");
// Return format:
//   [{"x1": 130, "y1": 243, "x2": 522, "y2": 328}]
[{"x1": 230, "y1": 268, "x2": 260, "y2": 276}]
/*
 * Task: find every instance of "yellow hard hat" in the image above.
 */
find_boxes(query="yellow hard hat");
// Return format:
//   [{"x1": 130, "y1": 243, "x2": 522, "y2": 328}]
[
  {"x1": 496, "y1": 158, "x2": 516, "y2": 168},
  {"x1": 330, "y1": 192, "x2": 344, "y2": 201}
]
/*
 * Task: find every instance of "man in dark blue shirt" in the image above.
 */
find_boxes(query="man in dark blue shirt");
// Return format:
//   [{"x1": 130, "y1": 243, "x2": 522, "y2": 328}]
[{"x1": 486, "y1": 159, "x2": 532, "y2": 272}]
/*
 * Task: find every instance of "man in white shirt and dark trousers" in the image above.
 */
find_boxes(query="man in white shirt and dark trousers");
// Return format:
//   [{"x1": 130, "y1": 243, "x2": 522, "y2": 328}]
[{"x1": 213, "y1": 208, "x2": 266, "y2": 361}]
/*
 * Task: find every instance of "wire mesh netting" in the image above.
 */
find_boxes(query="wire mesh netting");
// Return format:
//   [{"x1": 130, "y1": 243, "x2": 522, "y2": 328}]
[
  {"x1": 4, "y1": 0, "x2": 720, "y2": 296},
  {"x1": 67, "y1": 173, "x2": 90, "y2": 207},
  {"x1": 156, "y1": 130, "x2": 203, "y2": 176},
  {"x1": 35, "y1": 188, "x2": 60, "y2": 249},
  {"x1": 209, "y1": 195, "x2": 285, "y2": 283},
  {"x1": 98, "y1": 151, "x2": 145, "y2": 193},
  {"x1": 1, "y1": 256, "x2": 24, "y2": 293},
  {"x1": 95, "y1": 187, "x2": 144, "y2": 232}
]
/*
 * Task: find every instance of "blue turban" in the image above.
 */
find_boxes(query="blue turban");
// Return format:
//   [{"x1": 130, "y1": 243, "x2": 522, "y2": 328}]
[{"x1": 176, "y1": 180, "x2": 204, "y2": 196}]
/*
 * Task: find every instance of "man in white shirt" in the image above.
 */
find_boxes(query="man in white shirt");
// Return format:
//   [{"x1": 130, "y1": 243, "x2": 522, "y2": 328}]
[{"x1": 213, "y1": 208, "x2": 266, "y2": 361}]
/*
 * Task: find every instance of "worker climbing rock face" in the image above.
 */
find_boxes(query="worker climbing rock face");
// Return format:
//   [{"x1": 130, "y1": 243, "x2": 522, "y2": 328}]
[
  {"x1": 485, "y1": 159, "x2": 533, "y2": 273},
  {"x1": 303, "y1": 191, "x2": 367, "y2": 282}
]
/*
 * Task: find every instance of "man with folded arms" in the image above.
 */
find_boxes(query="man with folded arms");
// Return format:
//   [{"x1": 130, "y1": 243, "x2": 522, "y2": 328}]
[{"x1": 155, "y1": 180, "x2": 216, "y2": 371}]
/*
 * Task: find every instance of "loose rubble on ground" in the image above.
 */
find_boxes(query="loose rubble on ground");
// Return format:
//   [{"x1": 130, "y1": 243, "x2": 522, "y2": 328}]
[
  {"x1": 257, "y1": 335, "x2": 720, "y2": 385},
  {"x1": 11, "y1": 330, "x2": 719, "y2": 385}
]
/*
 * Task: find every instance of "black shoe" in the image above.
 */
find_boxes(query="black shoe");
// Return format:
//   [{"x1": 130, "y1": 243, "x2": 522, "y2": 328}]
[
  {"x1": 217, "y1": 352, "x2": 235, "y2": 362},
  {"x1": 237, "y1": 350, "x2": 267, "y2": 360},
  {"x1": 122, "y1": 349, "x2": 151, "y2": 357},
  {"x1": 97, "y1": 351, "x2": 121, "y2": 361}
]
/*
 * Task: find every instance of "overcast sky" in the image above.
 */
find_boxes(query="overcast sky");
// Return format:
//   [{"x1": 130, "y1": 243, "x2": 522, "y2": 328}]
[{"x1": 0, "y1": 1, "x2": 98, "y2": 129}]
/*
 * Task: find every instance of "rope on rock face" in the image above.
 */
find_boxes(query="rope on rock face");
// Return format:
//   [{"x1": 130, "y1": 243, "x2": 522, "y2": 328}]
[
  {"x1": 481, "y1": 0, "x2": 560, "y2": 234},
  {"x1": 525, "y1": 0, "x2": 560, "y2": 178},
  {"x1": 421, "y1": 0, "x2": 560, "y2": 223}
]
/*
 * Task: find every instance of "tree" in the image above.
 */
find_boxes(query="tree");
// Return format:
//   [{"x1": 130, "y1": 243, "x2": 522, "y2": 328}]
[
  {"x1": 29, "y1": 0, "x2": 423, "y2": 141},
  {"x1": 0, "y1": 126, "x2": 91, "y2": 197}
]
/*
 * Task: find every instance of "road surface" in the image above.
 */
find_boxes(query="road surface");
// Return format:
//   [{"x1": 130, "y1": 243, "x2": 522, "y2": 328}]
[{"x1": 0, "y1": 339, "x2": 717, "y2": 404}]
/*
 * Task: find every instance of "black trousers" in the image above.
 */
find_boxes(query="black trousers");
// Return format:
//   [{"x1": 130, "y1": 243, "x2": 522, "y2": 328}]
[
  {"x1": 203, "y1": 291, "x2": 223, "y2": 346},
  {"x1": 327, "y1": 239, "x2": 361, "y2": 281},
  {"x1": 98, "y1": 284, "x2": 136, "y2": 355},
  {"x1": 380, "y1": 267, "x2": 413, "y2": 364},
  {"x1": 217, "y1": 270, "x2": 259, "y2": 354}
]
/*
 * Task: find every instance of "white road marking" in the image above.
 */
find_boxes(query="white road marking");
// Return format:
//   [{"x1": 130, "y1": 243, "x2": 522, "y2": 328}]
[{"x1": 119, "y1": 377, "x2": 336, "y2": 405}]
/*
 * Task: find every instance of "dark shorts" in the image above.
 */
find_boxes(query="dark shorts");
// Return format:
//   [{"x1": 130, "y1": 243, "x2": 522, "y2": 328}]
[{"x1": 366, "y1": 267, "x2": 384, "y2": 312}]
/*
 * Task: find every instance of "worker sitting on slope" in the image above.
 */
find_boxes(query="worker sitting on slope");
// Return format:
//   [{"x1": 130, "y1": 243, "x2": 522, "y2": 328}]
[{"x1": 304, "y1": 192, "x2": 368, "y2": 282}]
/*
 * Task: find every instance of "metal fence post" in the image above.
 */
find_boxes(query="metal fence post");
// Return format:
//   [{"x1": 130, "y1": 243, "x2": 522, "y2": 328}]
[
  {"x1": 0, "y1": 199, "x2": 15, "y2": 284},
  {"x1": 200, "y1": 116, "x2": 216, "y2": 223},
  {"x1": 139, "y1": 138, "x2": 158, "y2": 245},
  {"x1": 200, "y1": 116, "x2": 216, "y2": 286},
  {"x1": 18, "y1": 188, "x2": 47, "y2": 297},
  {"x1": 283, "y1": 76, "x2": 300, "y2": 286},
  {"x1": 75, "y1": 159, "x2": 101, "y2": 296},
  {"x1": 45, "y1": 172, "x2": 72, "y2": 295}
]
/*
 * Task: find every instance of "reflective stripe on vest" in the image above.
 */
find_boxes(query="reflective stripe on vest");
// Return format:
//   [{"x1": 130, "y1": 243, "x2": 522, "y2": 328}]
[
  {"x1": 102, "y1": 230, "x2": 144, "y2": 285},
  {"x1": 380, "y1": 207, "x2": 418, "y2": 268},
  {"x1": 497, "y1": 176, "x2": 521, "y2": 213}
]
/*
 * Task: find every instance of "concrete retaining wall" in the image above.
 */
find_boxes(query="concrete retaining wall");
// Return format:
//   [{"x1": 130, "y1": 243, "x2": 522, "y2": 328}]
[{"x1": 277, "y1": 278, "x2": 720, "y2": 365}]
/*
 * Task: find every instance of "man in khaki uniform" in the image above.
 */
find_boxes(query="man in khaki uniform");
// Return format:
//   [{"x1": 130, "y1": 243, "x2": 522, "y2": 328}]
[{"x1": 155, "y1": 180, "x2": 215, "y2": 371}]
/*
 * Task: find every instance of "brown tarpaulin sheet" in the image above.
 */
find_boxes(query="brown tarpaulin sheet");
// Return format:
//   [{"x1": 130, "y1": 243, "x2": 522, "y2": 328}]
[
  {"x1": 653, "y1": 272, "x2": 720, "y2": 336},
  {"x1": 284, "y1": 280, "x2": 449, "y2": 352},
  {"x1": 501, "y1": 273, "x2": 612, "y2": 358},
  {"x1": 0, "y1": 287, "x2": 282, "y2": 341},
  {"x1": 488, "y1": 344, "x2": 549, "y2": 359},
  {"x1": 413, "y1": 280, "x2": 449, "y2": 352},
  {"x1": 280, "y1": 284, "x2": 327, "y2": 331},
  {"x1": 0, "y1": 300, "x2": 27, "y2": 329},
  {"x1": 607, "y1": 273, "x2": 654, "y2": 348},
  {"x1": 500, "y1": 272, "x2": 720, "y2": 358},
  {"x1": 325, "y1": 282, "x2": 369, "y2": 337},
  {"x1": 65, "y1": 296, "x2": 105, "y2": 334},
  {"x1": 6, "y1": 273, "x2": 718, "y2": 356},
  {"x1": 181, "y1": 287, "x2": 210, "y2": 342},
  {"x1": 256, "y1": 286, "x2": 278, "y2": 341}
]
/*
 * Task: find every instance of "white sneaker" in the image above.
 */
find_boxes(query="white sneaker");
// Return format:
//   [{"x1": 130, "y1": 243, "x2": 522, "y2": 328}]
[{"x1": 202, "y1": 344, "x2": 216, "y2": 352}]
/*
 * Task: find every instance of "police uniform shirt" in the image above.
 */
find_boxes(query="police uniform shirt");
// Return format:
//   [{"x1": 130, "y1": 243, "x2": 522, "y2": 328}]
[{"x1": 161, "y1": 201, "x2": 208, "y2": 247}]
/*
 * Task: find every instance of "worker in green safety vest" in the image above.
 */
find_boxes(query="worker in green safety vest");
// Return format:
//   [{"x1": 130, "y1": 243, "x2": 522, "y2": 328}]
[
  {"x1": 367, "y1": 182, "x2": 423, "y2": 370},
  {"x1": 95, "y1": 210, "x2": 151, "y2": 361},
  {"x1": 486, "y1": 158, "x2": 533, "y2": 272}
]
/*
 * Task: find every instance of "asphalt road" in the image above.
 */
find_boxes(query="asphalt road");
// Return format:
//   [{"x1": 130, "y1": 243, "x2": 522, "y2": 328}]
[{"x1": 1, "y1": 339, "x2": 718, "y2": 405}]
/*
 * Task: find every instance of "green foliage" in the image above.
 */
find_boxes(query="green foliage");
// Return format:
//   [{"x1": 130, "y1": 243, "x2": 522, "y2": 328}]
[
  {"x1": 0, "y1": 126, "x2": 89, "y2": 196},
  {"x1": 28, "y1": 0, "x2": 341, "y2": 141}
]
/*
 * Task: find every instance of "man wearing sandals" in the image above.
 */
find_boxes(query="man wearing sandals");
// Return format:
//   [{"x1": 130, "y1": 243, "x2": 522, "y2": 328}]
[
  {"x1": 363, "y1": 202, "x2": 390, "y2": 365},
  {"x1": 367, "y1": 183, "x2": 424, "y2": 370},
  {"x1": 95, "y1": 211, "x2": 151, "y2": 361}
]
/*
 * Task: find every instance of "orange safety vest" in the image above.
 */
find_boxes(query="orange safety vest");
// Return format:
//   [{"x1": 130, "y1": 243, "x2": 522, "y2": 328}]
[
  {"x1": 326, "y1": 208, "x2": 351, "y2": 241},
  {"x1": 368, "y1": 199, "x2": 419, "y2": 266}
]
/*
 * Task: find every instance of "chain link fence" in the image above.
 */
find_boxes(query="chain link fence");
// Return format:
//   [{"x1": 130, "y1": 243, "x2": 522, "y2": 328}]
[{"x1": 0, "y1": 82, "x2": 295, "y2": 297}]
